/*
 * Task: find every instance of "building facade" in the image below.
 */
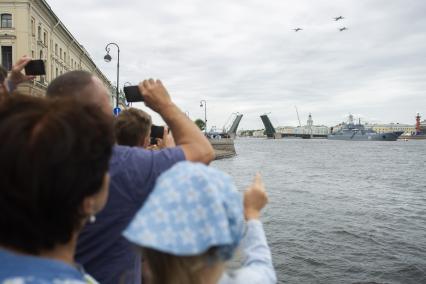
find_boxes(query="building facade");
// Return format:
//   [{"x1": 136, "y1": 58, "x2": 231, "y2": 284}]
[
  {"x1": 370, "y1": 123, "x2": 415, "y2": 135},
  {"x1": 0, "y1": 0, "x2": 118, "y2": 106},
  {"x1": 292, "y1": 114, "x2": 329, "y2": 136}
]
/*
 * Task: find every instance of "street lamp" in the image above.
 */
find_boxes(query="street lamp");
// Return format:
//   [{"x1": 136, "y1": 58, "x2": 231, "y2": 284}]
[
  {"x1": 104, "y1": 42, "x2": 120, "y2": 111},
  {"x1": 200, "y1": 100, "x2": 207, "y2": 134}
]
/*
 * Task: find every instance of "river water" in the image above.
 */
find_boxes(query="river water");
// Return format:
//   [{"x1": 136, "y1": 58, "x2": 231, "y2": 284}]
[{"x1": 212, "y1": 138, "x2": 426, "y2": 284}]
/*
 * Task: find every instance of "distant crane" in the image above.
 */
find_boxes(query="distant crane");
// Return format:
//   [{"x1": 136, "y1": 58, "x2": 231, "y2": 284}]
[
  {"x1": 334, "y1": 16, "x2": 344, "y2": 21},
  {"x1": 339, "y1": 27, "x2": 348, "y2": 32},
  {"x1": 295, "y1": 106, "x2": 302, "y2": 127},
  {"x1": 294, "y1": 28, "x2": 303, "y2": 32}
]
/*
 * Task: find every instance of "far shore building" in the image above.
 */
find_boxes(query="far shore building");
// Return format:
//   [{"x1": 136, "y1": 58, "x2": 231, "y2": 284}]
[
  {"x1": 0, "y1": 0, "x2": 124, "y2": 108},
  {"x1": 285, "y1": 114, "x2": 329, "y2": 136},
  {"x1": 275, "y1": 126, "x2": 295, "y2": 135},
  {"x1": 369, "y1": 123, "x2": 415, "y2": 135},
  {"x1": 252, "y1": 129, "x2": 266, "y2": 138}
]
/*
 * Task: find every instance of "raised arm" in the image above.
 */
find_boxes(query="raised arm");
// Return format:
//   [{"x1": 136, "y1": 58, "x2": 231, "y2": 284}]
[
  {"x1": 139, "y1": 79, "x2": 215, "y2": 164},
  {"x1": 229, "y1": 174, "x2": 277, "y2": 283},
  {"x1": 6, "y1": 56, "x2": 35, "y2": 92}
]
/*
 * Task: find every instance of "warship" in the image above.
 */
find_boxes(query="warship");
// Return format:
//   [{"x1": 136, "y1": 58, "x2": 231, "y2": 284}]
[{"x1": 328, "y1": 115, "x2": 403, "y2": 141}]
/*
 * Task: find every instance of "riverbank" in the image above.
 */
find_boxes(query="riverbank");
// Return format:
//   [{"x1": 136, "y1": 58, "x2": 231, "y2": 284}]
[{"x1": 210, "y1": 138, "x2": 236, "y2": 160}]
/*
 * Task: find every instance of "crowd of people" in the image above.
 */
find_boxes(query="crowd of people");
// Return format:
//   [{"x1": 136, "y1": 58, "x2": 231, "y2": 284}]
[{"x1": 0, "y1": 57, "x2": 277, "y2": 284}]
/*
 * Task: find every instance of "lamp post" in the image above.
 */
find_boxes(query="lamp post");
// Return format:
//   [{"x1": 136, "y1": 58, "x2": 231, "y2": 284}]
[
  {"x1": 200, "y1": 100, "x2": 207, "y2": 134},
  {"x1": 104, "y1": 42, "x2": 120, "y2": 111}
]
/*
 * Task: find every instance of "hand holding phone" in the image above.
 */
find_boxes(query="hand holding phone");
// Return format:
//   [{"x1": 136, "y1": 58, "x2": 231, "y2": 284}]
[
  {"x1": 139, "y1": 79, "x2": 172, "y2": 114},
  {"x1": 157, "y1": 127, "x2": 175, "y2": 149},
  {"x1": 24, "y1": 60, "x2": 46, "y2": 76},
  {"x1": 150, "y1": 125, "x2": 164, "y2": 139}
]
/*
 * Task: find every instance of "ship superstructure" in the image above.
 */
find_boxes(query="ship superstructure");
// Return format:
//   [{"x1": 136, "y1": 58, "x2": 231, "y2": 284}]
[{"x1": 328, "y1": 115, "x2": 403, "y2": 141}]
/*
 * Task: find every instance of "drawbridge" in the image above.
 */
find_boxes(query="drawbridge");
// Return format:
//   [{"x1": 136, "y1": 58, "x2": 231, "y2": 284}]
[{"x1": 260, "y1": 115, "x2": 277, "y2": 138}]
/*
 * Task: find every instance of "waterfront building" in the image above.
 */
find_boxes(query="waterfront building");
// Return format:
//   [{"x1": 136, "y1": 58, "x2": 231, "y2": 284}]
[
  {"x1": 252, "y1": 129, "x2": 266, "y2": 137},
  {"x1": 293, "y1": 114, "x2": 329, "y2": 136},
  {"x1": 0, "y1": 0, "x2": 122, "y2": 107},
  {"x1": 275, "y1": 126, "x2": 295, "y2": 134},
  {"x1": 370, "y1": 123, "x2": 415, "y2": 135}
]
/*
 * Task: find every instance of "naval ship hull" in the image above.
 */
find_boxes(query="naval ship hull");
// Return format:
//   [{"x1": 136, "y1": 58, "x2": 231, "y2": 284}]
[{"x1": 328, "y1": 131, "x2": 403, "y2": 141}]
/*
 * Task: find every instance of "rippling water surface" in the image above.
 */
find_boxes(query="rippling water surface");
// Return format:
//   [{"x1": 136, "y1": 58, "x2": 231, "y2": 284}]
[{"x1": 212, "y1": 138, "x2": 426, "y2": 284}]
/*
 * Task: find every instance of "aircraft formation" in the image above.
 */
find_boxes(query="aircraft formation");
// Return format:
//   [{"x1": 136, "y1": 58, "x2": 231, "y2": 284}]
[{"x1": 293, "y1": 16, "x2": 347, "y2": 32}]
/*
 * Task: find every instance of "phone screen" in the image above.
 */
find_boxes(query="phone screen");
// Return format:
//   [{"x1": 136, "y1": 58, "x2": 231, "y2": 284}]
[
  {"x1": 24, "y1": 60, "x2": 46, "y2": 76},
  {"x1": 123, "y1": 85, "x2": 144, "y2": 102},
  {"x1": 151, "y1": 125, "x2": 164, "y2": 139}
]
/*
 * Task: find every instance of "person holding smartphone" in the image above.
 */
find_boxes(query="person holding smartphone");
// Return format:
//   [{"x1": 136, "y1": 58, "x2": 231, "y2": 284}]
[
  {"x1": 46, "y1": 72, "x2": 215, "y2": 284},
  {"x1": 0, "y1": 56, "x2": 36, "y2": 96},
  {"x1": 114, "y1": 107, "x2": 175, "y2": 149}
]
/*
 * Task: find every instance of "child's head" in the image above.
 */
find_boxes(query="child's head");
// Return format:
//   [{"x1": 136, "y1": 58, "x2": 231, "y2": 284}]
[{"x1": 123, "y1": 161, "x2": 244, "y2": 284}]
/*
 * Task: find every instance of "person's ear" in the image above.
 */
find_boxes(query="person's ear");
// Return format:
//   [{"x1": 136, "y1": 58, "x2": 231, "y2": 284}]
[
  {"x1": 142, "y1": 136, "x2": 150, "y2": 148},
  {"x1": 82, "y1": 197, "x2": 97, "y2": 223},
  {"x1": 82, "y1": 173, "x2": 110, "y2": 223}
]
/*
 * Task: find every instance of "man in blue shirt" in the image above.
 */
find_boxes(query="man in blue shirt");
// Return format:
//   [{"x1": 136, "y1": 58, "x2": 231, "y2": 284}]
[{"x1": 46, "y1": 72, "x2": 215, "y2": 283}]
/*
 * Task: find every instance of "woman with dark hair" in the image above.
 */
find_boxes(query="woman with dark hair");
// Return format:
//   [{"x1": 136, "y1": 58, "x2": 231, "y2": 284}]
[
  {"x1": 123, "y1": 162, "x2": 277, "y2": 284},
  {"x1": 0, "y1": 94, "x2": 114, "y2": 283}
]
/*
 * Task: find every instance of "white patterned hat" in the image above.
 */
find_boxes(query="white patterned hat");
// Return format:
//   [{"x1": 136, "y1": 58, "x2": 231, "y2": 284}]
[{"x1": 123, "y1": 161, "x2": 244, "y2": 260}]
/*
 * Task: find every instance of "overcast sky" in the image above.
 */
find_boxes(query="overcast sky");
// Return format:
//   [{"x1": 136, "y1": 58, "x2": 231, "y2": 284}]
[{"x1": 49, "y1": 0, "x2": 426, "y2": 130}]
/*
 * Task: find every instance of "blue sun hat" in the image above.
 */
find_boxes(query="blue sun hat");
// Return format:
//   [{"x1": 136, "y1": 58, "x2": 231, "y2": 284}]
[{"x1": 123, "y1": 161, "x2": 244, "y2": 260}]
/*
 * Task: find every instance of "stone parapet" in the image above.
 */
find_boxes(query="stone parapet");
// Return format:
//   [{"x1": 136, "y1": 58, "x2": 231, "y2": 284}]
[{"x1": 209, "y1": 138, "x2": 236, "y2": 160}]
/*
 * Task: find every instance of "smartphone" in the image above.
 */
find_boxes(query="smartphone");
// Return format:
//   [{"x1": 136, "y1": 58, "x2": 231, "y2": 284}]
[
  {"x1": 150, "y1": 137, "x2": 158, "y2": 145},
  {"x1": 151, "y1": 125, "x2": 165, "y2": 139},
  {"x1": 123, "y1": 85, "x2": 144, "y2": 102},
  {"x1": 24, "y1": 60, "x2": 46, "y2": 76}
]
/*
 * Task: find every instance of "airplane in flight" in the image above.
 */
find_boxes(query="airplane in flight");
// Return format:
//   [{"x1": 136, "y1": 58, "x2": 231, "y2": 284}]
[
  {"x1": 339, "y1": 27, "x2": 348, "y2": 31},
  {"x1": 294, "y1": 28, "x2": 303, "y2": 32},
  {"x1": 334, "y1": 16, "x2": 344, "y2": 21}
]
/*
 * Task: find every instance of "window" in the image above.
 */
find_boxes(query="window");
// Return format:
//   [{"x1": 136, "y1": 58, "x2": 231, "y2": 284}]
[
  {"x1": 60, "y1": 48, "x2": 62, "y2": 59},
  {"x1": 43, "y1": 31, "x2": 47, "y2": 46},
  {"x1": 31, "y1": 18, "x2": 35, "y2": 36},
  {"x1": 71, "y1": 58, "x2": 74, "y2": 68},
  {"x1": 1, "y1": 46, "x2": 12, "y2": 70},
  {"x1": 55, "y1": 44, "x2": 58, "y2": 55},
  {"x1": 1, "y1": 14, "x2": 12, "y2": 28},
  {"x1": 56, "y1": 67, "x2": 58, "y2": 77},
  {"x1": 39, "y1": 50, "x2": 43, "y2": 60},
  {"x1": 64, "y1": 52, "x2": 66, "y2": 63}
]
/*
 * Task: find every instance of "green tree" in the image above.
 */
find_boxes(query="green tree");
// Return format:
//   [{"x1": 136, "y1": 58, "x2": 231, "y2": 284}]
[{"x1": 194, "y1": 119, "x2": 205, "y2": 131}]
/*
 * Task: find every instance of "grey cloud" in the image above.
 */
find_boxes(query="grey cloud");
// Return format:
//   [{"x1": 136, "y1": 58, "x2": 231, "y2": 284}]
[{"x1": 49, "y1": 0, "x2": 426, "y2": 129}]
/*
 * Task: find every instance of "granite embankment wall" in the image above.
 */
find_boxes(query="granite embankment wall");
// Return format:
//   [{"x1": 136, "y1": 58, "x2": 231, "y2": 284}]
[{"x1": 209, "y1": 138, "x2": 236, "y2": 160}]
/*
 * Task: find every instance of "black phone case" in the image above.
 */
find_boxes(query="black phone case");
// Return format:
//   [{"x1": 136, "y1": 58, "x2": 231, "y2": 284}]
[
  {"x1": 25, "y1": 60, "x2": 46, "y2": 76},
  {"x1": 151, "y1": 125, "x2": 164, "y2": 139},
  {"x1": 123, "y1": 86, "x2": 144, "y2": 102}
]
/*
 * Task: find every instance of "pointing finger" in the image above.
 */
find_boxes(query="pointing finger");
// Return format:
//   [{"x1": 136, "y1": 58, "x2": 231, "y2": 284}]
[{"x1": 253, "y1": 173, "x2": 265, "y2": 191}]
